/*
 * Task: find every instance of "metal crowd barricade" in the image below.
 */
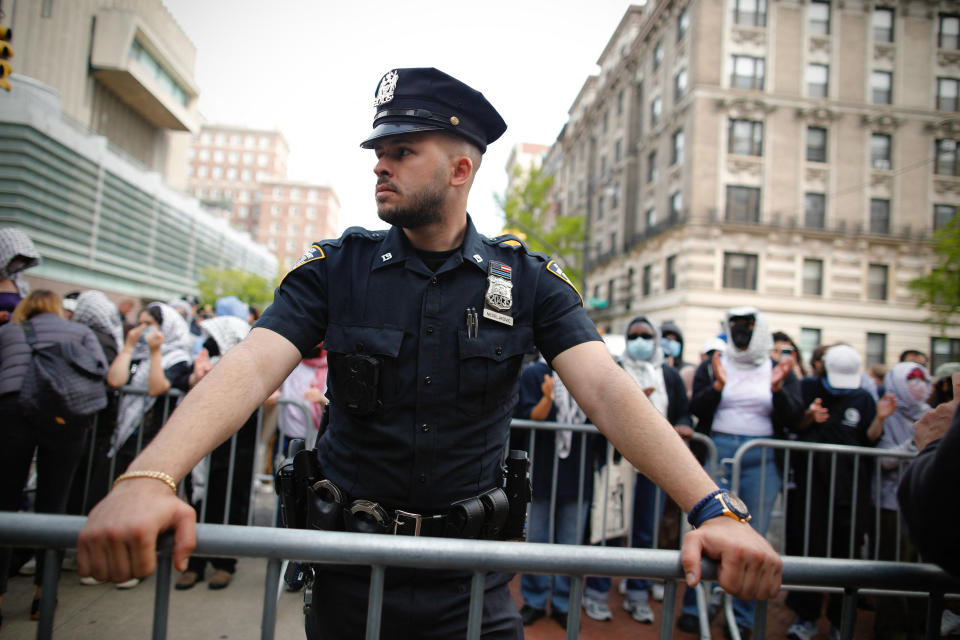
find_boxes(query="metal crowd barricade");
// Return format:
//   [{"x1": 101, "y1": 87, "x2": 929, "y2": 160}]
[{"x1": 1, "y1": 512, "x2": 958, "y2": 640}]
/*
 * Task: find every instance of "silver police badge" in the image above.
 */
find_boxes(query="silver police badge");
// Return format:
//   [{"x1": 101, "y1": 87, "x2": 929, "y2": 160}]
[
  {"x1": 483, "y1": 260, "x2": 514, "y2": 326},
  {"x1": 374, "y1": 70, "x2": 399, "y2": 107}
]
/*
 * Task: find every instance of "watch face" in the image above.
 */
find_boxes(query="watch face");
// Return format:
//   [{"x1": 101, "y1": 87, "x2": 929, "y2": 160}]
[{"x1": 722, "y1": 493, "x2": 750, "y2": 519}]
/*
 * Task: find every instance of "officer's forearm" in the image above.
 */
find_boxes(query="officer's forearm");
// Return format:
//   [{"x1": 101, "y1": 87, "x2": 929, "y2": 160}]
[
  {"x1": 126, "y1": 328, "x2": 301, "y2": 482},
  {"x1": 553, "y1": 341, "x2": 717, "y2": 512}
]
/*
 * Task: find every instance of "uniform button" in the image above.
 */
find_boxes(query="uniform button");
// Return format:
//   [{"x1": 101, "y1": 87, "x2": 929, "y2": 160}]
[
  {"x1": 496, "y1": 346, "x2": 503, "y2": 356},
  {"x1": 423, "y1": 376, "x2": 432, "y2": 385},
  {"x1": 430, "y1": 277, "x2": 439, "y2": 286},
  {"x1": 421, "y1": 424, "x2": 430, "y2": 432},
  {"x1": 418, "y1": 474, "x2": 427, "y2": 484},
  {"x1": 426, "y1": 326, "x2": 434, "y2": 334}
]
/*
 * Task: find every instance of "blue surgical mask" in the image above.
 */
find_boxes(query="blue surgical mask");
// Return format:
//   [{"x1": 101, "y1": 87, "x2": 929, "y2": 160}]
[
  {"x1": 627, "y1": 337, "x2": 655, "y2": 361},
  {"x1": 662, "y1": 337, "x2": 681, "y2": 358}
]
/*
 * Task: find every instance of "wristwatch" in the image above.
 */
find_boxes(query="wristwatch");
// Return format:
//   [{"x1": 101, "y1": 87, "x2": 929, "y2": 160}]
[{"x1": 687, "y1": 490, "x2": 752, "y2": 528}]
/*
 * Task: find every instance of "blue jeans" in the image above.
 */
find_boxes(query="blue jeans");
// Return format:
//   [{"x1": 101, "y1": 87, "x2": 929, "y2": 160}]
[
  {"x1": 681, "y1": 432, "x2": 782, "y2": 629},
  {"x1": 585, "y1": 473, "x2": 663, "y2": 602},
  {"x1": 520, "y1": 496, "x2": 590, "y2": 614}
]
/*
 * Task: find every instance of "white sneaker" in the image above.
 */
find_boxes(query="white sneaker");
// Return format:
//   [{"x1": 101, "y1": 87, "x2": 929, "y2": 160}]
[
  {"x1": 582, "y1": 596, "x2": 613, "y2": 621},
  {"x1": 651, "y1": 582, "x2": 665, "y2": 601},
  {"x1": 623, "y1": 598, "x2": 655, "y2": 624},
  {"x1": 828, "y1": 626, "x2": 842, "y2": 640},
  {"x1": 115, "y1": 578, "x2": 140, "y2": 589},
  {"x1": 19, "y1": 556, "x2": 36, "y2": 576},
  {"x1": 786, "y1": 617, "x2": 818, "y2": 640},
  {"x1": 618, "y1": 579, "x2": 627, "y2": 595},
  {"x1": 61, "y1": 549, "x2": 77, "y2": 571},
  {"x1": 80, "y1": 576, "x2": 105, "y2": 586},
  {"x1": 942, "y1": 610, "x2": 960, "y2": 636}
]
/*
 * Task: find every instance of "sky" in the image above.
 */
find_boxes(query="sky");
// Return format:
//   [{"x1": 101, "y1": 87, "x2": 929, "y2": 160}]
[{"x1": 161, "y1": 0, "x2": 638, "y2": 237}]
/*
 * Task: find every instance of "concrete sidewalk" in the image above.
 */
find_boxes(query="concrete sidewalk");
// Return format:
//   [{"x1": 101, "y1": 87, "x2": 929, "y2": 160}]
[{"x1": 2, "y1": 557, "x2": 306, "y2": 639}]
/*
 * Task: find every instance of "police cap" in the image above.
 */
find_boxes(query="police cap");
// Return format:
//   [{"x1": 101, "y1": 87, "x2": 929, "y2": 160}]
[{"x1": 360, "y1": 67, "x2": 507, "y2": 153}]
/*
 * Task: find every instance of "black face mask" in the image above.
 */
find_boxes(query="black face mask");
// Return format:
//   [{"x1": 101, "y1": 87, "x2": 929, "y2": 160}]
[{"x1": 730, "y1": 325, "x2": 753, "y2": 350}]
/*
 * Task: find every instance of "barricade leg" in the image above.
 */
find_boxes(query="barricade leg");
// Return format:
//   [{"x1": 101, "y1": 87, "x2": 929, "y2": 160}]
[
  {"x1": 660, "y1": 580, "x2": 678, "y2": 640},
  {"x1": 153, "y1": 533, "x2": 174, "y2": 640},
  {"x1": 36, "y1": 547, "x2": 59, "y2": 640},
  {"x1": 466, "y1": 571, "x2": 485, "y2": 640},
  {"x1": 567, "y1": 575, "x2": 583, "y2": 640},
  {"x1": 926, "y1": 593, "x2": 945, "y2": 640},
  {"x1": 365, "y1": 564, "x2": 385, "y2": 640},
  {"x1": 754, "y1": 599, "x2": 768, "y2": 639},
  {"x1": 839, "y1": 587, "x2": 857, "y2": 640},
  {"x1": 261, "y1": 557, "x2": 281, "y2": 640}
]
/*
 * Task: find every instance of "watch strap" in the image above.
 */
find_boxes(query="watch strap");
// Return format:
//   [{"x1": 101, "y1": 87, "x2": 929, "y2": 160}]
[{"x1": 686, "y1": 489, "x2": 723, "y2": 528}]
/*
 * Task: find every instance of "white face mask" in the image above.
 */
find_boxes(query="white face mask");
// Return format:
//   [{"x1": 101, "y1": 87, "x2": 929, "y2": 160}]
[{"x1": 906, "y1": 378, "x2": 929, "y2": 402}]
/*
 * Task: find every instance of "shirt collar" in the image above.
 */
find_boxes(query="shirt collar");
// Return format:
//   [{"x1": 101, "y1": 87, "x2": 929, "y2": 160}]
[{"x1": 371, "y1": 215, "x2": 489, "y2": 275}]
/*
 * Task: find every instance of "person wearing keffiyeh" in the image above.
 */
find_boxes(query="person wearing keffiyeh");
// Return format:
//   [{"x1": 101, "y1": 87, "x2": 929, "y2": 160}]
[
  {"x1": 0, "y1": 228, "x2": 41, "y2": 326},
  {"x1": 177, "y1": 313, "x2": 253, "y2": 592}
]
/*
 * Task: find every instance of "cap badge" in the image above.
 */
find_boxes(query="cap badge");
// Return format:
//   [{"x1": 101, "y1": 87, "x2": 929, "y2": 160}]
[{"x1": 373, "y1": 70, "x2": 399, "y2": 107}]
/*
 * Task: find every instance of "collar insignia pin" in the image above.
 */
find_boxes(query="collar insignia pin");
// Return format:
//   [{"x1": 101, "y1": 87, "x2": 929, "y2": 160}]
[{"x1": 381, "y1": 252, "x2": 392, "y2": 262}]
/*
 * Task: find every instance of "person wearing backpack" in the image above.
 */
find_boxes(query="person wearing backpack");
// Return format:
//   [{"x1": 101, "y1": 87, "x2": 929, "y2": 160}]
[{"x1": 0, "y1": 289, "x2": 107, "y2": 624}]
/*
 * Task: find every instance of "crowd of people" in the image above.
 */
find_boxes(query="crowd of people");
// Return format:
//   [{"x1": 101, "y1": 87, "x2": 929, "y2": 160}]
[
  {"x1": 0, "y1": 227, "x2": 331, "y2": 627},
  {"x1": 510, "y1": 303, "x2": 959, "y2": 639}
]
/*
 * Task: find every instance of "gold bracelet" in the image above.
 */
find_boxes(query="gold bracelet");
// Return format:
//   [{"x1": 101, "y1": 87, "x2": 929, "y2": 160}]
[{"x1": 113, "y1": 470, "x2": 178, "y2": 495}]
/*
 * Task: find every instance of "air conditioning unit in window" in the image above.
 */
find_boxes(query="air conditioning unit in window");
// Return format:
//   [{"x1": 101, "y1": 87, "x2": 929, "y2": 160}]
[{"x1": 873, "y1": 159, "x2": 890, "y2": 170}]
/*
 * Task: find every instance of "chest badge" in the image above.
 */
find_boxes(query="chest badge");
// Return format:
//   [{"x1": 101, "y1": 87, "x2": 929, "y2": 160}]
[{"x1": 483, "y1": 260, "x2": 514, "y2": 326}]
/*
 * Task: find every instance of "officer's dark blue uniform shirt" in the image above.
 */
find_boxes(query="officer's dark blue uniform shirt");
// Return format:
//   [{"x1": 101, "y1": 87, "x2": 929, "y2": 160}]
[{"x1": 257, "y1": 216, "x2": 600, "y2": 513}]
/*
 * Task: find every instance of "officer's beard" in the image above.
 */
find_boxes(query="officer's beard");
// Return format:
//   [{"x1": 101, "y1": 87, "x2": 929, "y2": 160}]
[{"x1": 376, "y1": 172, "x2": 447, "y2": 230}]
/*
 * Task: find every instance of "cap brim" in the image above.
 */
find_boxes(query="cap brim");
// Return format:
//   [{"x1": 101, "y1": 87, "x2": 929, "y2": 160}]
[
  {"x1": 360, "y1": 122, "x2": 444, "y2": 148},
  {"x1": 827, "y1": 371, "x2": 861, "y2": 390}
]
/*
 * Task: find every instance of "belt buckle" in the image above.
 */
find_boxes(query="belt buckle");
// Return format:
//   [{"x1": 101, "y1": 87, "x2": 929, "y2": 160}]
[{"x1": 393, "y1": 509, "x2": 423, "y2": 536}]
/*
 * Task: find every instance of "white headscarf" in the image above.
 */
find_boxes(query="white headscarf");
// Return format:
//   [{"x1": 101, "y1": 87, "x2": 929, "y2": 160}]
[
  {"x1": 724, "y1": 306, "x2": 773, "y2": 370},
  {"x1": 109, "y1": 302, "x2": 193, "y2": 457},
  {"x1": 621, "y1": 314, "x2": 668, "y2": 416}
]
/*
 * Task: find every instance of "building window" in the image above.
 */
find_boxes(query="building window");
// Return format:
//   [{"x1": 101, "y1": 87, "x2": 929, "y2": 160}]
[
  {"x1": 934, "y1": 204, "x2": 958, "y2": 230},
  {"x1": 937, "y1": 77, "x2": 959, "y2": 111},
  {"x1": 226, "y1": 168, "x2": 237, "y2": 180},
  {"x1": 728, "y1": 119, "x2": 763, "y2": 156},
  {"x1": 611, "y1": 183, "x2": 620, "y2": 209},
  {"x1": 597, "y1": 196, "x2": 605, "y2": 221},
  {"x1": 866, "y1": 333, "x2": 887, "y2": 366},
  {"x1": 607, "y1": 279, "x2": 616, "y2": 308},
  {"x1": 732, "y1": 0, "x2": 766, "y2": 27},
  {"x1": 871, "y1": 133, "x2": 891, "y2": 170},
  {"x1": 723, "y1": 252, "x2": 759, "y2": 290},
  {"x1": 650, "y1": 97, "x2": 662, "y2": 127},
  {"x1": 615, "y1": 139, "x2": 623, "y2": 162},
  {"x1": 731, "y1": 55, "x2": 765, "y2": 90},
  {"x1": 674, "y1": 68, "x2": 688, "y2": 102},
  {"x1": 872, "y1": 71, "x2": 892, "y2": 104},
  {"x1": 804, "y1": 193, "x2": 826, "y2": 228},
  {"x1": 197, "y1": 166, "x2": 208, "y2": 178},
  {"x1": 807, "y1": 126, "x2": 828, "y2": 162},
  {"x1": 870, "y1": 198, "x2": 890, "y2": 234},
  {"x1": 289, "y1": 205, "x2": 298, "y2": 217},
  {"x1": 617, "y1": 89, "x2": 624, "y2": 115},
  {"x1": 935, "y1": 139, "x2": 958, "y2": 176},
  {"x1": 670, "y1": 191, "x2": 683, "y2": 220},
  {"x1": 803, "y1": 258, "x2": 824, "y2": 295},
  {"x1": 809, "y1": 0, "x2": 831, "y2": 35},
  {"x1": 198, "y1": 149, "x2": 210, "y2": 161},
  {"x1": 665, "y1": 255, "x2": 677, "y2": 290},
  {"x1": 185, "y1": 164, "x2": 193, "y2": 177},
  {"x1": 602, "y1": 109, "x2": 609, "y2": 134},
  {"x1": 653, "y1": 40, "x2": 664, "y2": 70},
  {"x1": 867, "y1": 263, "x2": 888, "y2": 300},
  {"x1": 672, "y1": 129, "x2": 685, "y2": 165},
  {"x1": 647, "y1": 150, "x2": 658, "y2": 183},
  {"x1": 238, "y1": 206, "x2": 249, "y2": 218},
  {"x1": 677, "y1": 7, "x2": 689, "y2": 42},
  {"x1": 726, "y1": 186, "x2": 761, "y2": 222},
  {"x1": 873, "y1": 7, "x2": 894, "y2": 42},
  {"x1": 807, "y1": 64, "x2": 829, "y2": 97},
  {"x1": 940, "y1": 14, "x2": 960, "y2": 49},
  {"x1": 799, "y1": 328, "x2": 822, "y2": 366},
  {"x1": 642, "y1": 265, "x2": 651, "y2": 296},
  {"x1": 646, "y1": 207, "x2": 657, "y2": 228},
  {"x1": 931, "y1": 337, "x2": 960, "y2": 372}
]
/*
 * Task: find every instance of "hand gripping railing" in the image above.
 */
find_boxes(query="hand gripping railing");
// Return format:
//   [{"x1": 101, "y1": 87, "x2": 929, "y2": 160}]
[{"x1": 2, "y1": 512, "x2": 959, "y2": 640}]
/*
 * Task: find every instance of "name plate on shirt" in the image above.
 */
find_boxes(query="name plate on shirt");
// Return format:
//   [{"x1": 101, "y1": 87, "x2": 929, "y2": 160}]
[{"x1": 483, "y1": 308, "x2": 514, "y2": 326}]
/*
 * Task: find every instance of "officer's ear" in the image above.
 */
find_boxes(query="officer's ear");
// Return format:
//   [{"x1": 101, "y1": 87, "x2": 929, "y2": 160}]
[{"x1": 450, "y1": 154, "x2": 474, "y2": 187}]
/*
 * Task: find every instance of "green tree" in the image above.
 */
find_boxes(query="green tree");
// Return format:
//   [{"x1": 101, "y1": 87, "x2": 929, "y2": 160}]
[
  {"x1": 496, "y1": 163, "x2": 586, "y2": 291},
  {"x1": 909, "y1": 216, "x2": 960, "y2": 330},
  {"x1": 196, "y1": 266, "x2": 276, "y2": 309}
]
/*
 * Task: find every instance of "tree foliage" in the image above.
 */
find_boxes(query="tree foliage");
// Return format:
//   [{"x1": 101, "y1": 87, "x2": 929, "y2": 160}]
[
  {"x1": 196, "y1": 266, "x2": 276, "y2": 309},
  {"x1": 496, "y1": 163, "x2": 586, "y2": 291},
  {"x1": 909, "y1": 216, "x2": 960, "y2": 330}
]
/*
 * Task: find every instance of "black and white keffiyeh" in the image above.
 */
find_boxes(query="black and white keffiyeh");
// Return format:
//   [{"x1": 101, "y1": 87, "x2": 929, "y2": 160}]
[
  {"x1": 73, "y1": 290, "x2": 124, "y2": 355},
  {"x1": 0, "y1": 227, "x2": 41, "y2": 296}
]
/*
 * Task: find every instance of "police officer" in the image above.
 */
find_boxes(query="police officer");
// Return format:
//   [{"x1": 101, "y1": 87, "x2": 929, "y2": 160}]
[{"x1": 78, "y1": 68, "x2": 782, "y2": 639}]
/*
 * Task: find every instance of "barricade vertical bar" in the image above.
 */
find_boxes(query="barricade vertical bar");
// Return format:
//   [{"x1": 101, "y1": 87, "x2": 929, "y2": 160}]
[
  {"x1": 261, "y1": 557, "x2": 282, "y2": 640},
  {"x1": 754, "y1": 599, "x2": 768, "y2": 639},
  {"x1": 548, "y1": 427, "x2": 559, "y2": 545},
  {"x1": 601, "y1": 440, "x2": 612, "y2": 543},
  {"x1": 566, "y1": 575, "x2": 583, "y2": 640},
  {"x1": 574, "y1": 432, "x2": 586, "y2": 540},
  {"x1": 200, "y1": 452, "x2": 213, "y2": 523},
  {"x1": 826, "y1": 453, "x2": 837, "y2": 558},
  {"x1": 153, "y1": 534, "x2": 174, "y2": 640},
  {"x1": 249, "y1": 406, "x2": 265, "y2": 527},
  {"x1": 804, "y1": 450, "x2": 814, "y2": 556},
  {"x1": 873, "y1": 462, "x2": 882, "y2": 559},
  {"x1": 780, "y1": 449, "x2": 791, "y2": 554},
  {"x1": 694, "y1": 582, "x2": 710, "y2": 640},
  {"x1": 839, "y1": 587, "x2": 857, "y2": 640},
  {"x1": 465, "y1": 571, "x2": 485, "y2": 640},
  {"x1": 224, "y1": 432, "x2": 239, "y2": 524},
  {"x1": 366, "y1": 565, "x2": 385, "y2": 640},
  {"x1": 660, "y1": 580, "x2": 678, "y2": 640},
  {"x1": 926, "y1": 593, "x2": 945, "y2": 640},
  {"x1": 36, "y1": 547, "x2": 59, "y2": 640},
  {"x1": 81, "y1": 415, "x2": 98, "y2": 513},
  {"x1": 848, "y1": 455, "x2": 860, "y2": 558},
  {"x1": 758, "y1": 446, "x2": 767, "y2": 528}
]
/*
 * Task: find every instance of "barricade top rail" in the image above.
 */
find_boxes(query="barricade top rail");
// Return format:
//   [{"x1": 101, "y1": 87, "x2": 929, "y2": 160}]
[
  {"x1": 2, "y1": 513, "x2": 958, "y2": 594},
  {"x1": 730, "y1": 437, "x2": 918, "y2": 460}
]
